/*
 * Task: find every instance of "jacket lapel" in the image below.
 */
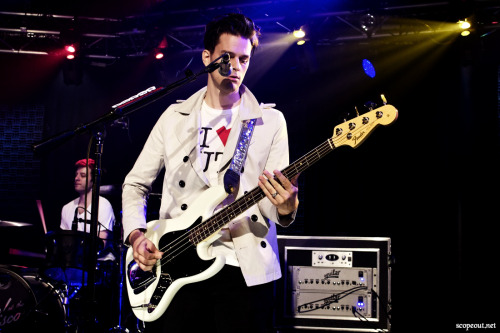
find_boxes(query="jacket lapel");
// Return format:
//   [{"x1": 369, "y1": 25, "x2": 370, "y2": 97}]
[{"x1": 173, "y1": 87, "x2": 210, "y2": 186}]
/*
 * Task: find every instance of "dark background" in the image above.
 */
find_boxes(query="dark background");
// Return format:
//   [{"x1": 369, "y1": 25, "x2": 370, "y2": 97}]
[{"x1": 1, "y1": 0, "x2": 499, "y2": 331}]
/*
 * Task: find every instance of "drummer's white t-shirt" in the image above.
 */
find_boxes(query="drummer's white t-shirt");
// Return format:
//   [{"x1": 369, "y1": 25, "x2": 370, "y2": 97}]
[{"x1": 60, "y1": 196, "x2": 115, "y2": 233}]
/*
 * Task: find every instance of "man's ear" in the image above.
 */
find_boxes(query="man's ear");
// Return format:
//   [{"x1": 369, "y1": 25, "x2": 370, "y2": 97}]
[{"x1": 202, "y1": 49, "x2": 211, "y2": 67}]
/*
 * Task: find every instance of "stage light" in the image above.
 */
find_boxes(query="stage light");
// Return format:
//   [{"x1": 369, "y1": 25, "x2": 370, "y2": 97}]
[
  {"x1": 65, "y1": 45, "x2": 76, "y2": 53},
  {"x1": 360, "y1": 13, "x2": 376, "y2": 36},
  {"x1": 296, "y1": 39, "x2": 306, "y2": 46},
  {"x1": 155, "y1": 51, "x2": 164, "y2": 59},
  {"x1": 458, "y1": 19, "x2": 471, "y2": 37},
  {"x1": 362, "y1": 59, "x2": 376, "y2": 78},
  {"x1": 64, "y1": 44, "x2": 77, "y2": 60},
  {"x1": 459, "y1": 19, "x2": 471, "y2": 30},
  {"x1": 153, "y1": 36, "x2": 167, "y2": 60},
  {"x1": 293, "y1": 29, "x2": 305, "y2": 39}
]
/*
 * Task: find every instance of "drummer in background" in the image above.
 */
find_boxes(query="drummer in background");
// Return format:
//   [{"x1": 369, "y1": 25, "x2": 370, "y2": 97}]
[{"x1": 60, "y1": 158, "x2": 115, "y2": 249}]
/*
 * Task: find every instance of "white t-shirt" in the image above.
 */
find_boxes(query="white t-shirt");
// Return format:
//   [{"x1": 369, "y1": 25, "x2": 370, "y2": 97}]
[
  {"x1": 60, "y1": 196, "x2": 115, "y2": 233},
  {"x1": 198, "y1": 101, "x2": 240, "y2": 266},
  {"x1": 198, "y1": 101, "x2": 238, "y2": 186}
]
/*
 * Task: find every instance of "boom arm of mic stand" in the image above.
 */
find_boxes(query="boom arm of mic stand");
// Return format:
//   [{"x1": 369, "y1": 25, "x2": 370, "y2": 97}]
[{"x1": 31, "y1": 58, "x2": 222, "y2": 153}]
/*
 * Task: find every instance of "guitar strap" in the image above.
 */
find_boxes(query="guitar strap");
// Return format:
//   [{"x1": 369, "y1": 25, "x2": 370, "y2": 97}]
[{"x1": 223, "y1": 118, "x2": 257, "y2": 194}]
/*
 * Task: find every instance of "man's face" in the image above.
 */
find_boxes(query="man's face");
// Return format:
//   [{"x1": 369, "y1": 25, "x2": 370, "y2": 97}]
[
  {"x1": 74, "y1": 166, "x2": 92, "y2": 194},
  {"x1": 203, "y1": 33, "x2": 253, "y2": 94}
]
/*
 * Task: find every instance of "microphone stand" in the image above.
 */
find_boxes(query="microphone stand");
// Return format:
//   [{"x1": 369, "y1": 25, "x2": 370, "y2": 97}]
[
  {"x1": 32, "y1": 54, "x2": 226, "y2": 153},
  {"x1": 83, "y1": 131, "x2": 103, "y2": 331},
  {"x1": 32, "y1": 54, "x2": 227, "y2": 332}
]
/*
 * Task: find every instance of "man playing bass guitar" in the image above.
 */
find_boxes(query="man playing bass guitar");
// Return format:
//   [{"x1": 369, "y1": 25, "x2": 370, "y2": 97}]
[{"x1": 122, "y1": 13, "x2": 299, "y2": 333}]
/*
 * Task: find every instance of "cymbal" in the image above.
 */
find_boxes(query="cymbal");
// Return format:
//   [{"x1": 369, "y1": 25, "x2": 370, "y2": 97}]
[
  {"x1": 100, "y1": 184, "x2": 122, "y2": 195},
  {"x1": 0, "y1": 220, "x2": 33, "y2": 227}
]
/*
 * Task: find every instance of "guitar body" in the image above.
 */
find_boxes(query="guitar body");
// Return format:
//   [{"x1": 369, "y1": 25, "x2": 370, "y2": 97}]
[{"x1": 125, "y1": 185, "x2": 228, "y2": 322}]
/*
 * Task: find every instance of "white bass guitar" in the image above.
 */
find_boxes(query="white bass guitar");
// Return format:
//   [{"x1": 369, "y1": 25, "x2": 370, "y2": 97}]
[{"x1": 125, "y1": 103, "x2": 398, "y2": 322}]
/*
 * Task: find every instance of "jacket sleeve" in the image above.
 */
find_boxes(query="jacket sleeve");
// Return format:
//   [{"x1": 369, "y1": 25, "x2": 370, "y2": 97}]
[
  {"x1": 121, "y1": 111, "x2": 168, "y2": 244},
  {"x1": 257, "y1": 110, "x2": 296, "y2": 227}
]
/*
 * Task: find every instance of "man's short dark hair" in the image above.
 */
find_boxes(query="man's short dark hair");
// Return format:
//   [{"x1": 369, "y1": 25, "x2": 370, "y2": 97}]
[{"x1": 204, "y1": 13, "x2": 260, "y2": 55}]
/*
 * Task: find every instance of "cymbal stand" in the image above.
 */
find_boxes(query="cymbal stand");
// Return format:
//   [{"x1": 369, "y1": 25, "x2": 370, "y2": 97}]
[
  {"x1": 109, "y1": 242, "x2": 129, "y2": 333},
  {"x1": 81, "y1": 131, "x2": 104, "y2": 331}
]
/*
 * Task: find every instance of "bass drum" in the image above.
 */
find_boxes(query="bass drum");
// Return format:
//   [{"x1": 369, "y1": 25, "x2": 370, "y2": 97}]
[{"x1": 0, "y1": 266, "x2": 67, "y2": 333}]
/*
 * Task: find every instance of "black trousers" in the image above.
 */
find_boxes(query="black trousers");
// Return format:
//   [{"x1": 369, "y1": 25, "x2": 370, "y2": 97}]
[{"x1": 145, "y1": 265, "x2": 276, "y2": 333}]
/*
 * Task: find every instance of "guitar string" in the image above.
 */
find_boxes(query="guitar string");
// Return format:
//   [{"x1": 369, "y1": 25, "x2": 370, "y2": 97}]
[{"x1": 153, "y1": 114, "x2": 383, "y2": 267}]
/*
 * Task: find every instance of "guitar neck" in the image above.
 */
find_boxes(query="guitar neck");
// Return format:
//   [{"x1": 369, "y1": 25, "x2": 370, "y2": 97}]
[
  {"x1": 281, "y1": 138, "x2": 335, "y2": 180},
  {"x1": 189, "y1": 138, "x2": 335, "y2": 244}
]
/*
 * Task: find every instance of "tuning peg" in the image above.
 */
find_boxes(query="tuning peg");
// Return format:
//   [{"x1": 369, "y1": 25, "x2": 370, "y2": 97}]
[
  {"x1": 364, "y1": 101, "x2": 377, "y2": 110},
  {"x1": 381, "y1": 94, "x2": 387, "y2": 105},
  {"x1": 340, "y1": 112, "x2": 350, "y2": 123}
]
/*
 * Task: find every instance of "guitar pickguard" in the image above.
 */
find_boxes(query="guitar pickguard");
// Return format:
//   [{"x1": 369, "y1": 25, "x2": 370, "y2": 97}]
[{"x1": 128, "y1": 260, "x2": 157, "y2": 294}]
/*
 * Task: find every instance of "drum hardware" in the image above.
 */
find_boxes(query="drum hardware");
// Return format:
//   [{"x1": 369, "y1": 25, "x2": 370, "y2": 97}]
[
  {"x1": 40, "y1": 229, "x2": 117, "y2": 332},
  {"x1": 43, "y1": 230, "x2": 104, "y2": 287},
  {"x1": 0, "y1": 266, "x2": 67, "y2": 333},
  {"x1": 1, "y1": 223, "x2": 139, "y2": 332},
  {"x1": 107, "y1": 240, "x2": 132, "y2": 333},
  {"x1": 25, "y1": 220, "x2": 139, "y2": 332}
]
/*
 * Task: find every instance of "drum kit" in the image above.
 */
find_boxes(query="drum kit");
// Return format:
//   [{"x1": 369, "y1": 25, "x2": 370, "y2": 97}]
[{"x1": 0, "y1": 219, "x2": 142, "y2": 333}]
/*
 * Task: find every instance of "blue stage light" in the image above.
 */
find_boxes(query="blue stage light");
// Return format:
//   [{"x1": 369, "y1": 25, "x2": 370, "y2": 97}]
[{"x1": 362, "y1": 59, "x2": 376, "y2": 78}]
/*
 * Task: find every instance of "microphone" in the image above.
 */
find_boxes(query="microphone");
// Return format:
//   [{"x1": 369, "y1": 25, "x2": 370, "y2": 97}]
[{"x1": 218, "y1": 53, "x2": 232, "y2": 77}]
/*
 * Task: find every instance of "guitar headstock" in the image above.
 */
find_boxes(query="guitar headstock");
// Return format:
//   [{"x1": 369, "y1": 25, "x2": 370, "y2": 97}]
[{"x1": 331, "y1": 102, "x2": 398, "y2": 149}]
